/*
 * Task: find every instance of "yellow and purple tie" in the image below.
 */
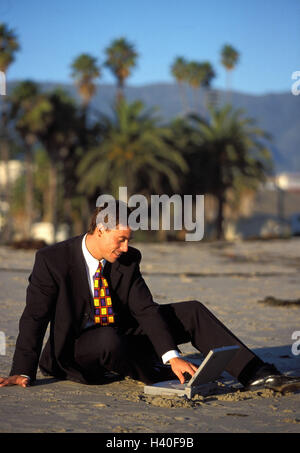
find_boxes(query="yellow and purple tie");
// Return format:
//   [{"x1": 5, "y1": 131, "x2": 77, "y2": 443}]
[{"x1": 93, "y1": 261, "x2": 115, "y2": 325}]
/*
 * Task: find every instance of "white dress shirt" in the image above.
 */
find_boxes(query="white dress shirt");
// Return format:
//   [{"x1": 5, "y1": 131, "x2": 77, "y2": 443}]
[{"x1": 82, "y1": 234, "x2": 179, "y2": 365}]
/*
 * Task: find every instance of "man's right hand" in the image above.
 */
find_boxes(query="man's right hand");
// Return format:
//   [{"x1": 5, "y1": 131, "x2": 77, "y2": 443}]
[
  {"x1": 169, "y1": 357, "x2": 198, "y2": 384},
  {"x1": 0, "y1": 375, "x2": 30, "y2": 388}
]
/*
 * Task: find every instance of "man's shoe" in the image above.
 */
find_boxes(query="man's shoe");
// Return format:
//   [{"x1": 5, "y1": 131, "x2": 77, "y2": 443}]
[
  {"x1": 245, "y1": 362, "x2": 279, "y2": 387},
  {"x1": 247, "y1": 373, "x2": 300, "y2": 393}
]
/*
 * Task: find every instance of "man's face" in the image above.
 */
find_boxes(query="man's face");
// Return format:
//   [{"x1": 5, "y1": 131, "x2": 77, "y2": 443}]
[{"x1": 97, "y1": 224, "x2": 132, "y2": 263}]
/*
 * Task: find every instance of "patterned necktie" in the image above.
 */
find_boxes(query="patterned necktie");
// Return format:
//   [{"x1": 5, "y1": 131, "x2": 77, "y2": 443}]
[{"x1": 93, "y1": 261, "x2": 115, "y2": 325}]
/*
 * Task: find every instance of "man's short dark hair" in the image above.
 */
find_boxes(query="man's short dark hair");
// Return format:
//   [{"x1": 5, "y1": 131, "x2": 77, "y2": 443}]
[{"x1": 88, "y1": 200, "x2": 133, "y2": 234}]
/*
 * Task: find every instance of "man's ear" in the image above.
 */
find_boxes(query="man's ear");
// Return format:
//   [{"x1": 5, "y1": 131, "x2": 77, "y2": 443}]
[{"x1": 97, "y1": 224, "x2": 105, "y2": 235}]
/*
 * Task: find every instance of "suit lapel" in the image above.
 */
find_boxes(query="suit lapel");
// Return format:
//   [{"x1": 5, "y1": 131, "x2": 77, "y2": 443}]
[{"x1": 104, "y1": 259, "x2": 123, "y2": 292}]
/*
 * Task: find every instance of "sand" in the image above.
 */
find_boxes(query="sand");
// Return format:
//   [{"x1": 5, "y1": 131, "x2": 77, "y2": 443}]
[{"x1": 0, "y1": 238, "x2": 300, "y2": 433}]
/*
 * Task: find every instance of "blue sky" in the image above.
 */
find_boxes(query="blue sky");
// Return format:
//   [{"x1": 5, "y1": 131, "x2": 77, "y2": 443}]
[{"x1": 2, "y1": 0, "x2": 300, "y2": 94}]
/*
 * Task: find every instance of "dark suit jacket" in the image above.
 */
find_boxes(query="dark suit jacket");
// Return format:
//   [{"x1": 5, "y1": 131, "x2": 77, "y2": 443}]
[{"x1": 10, "y1": 235, "x2": 177, "y2": 383}]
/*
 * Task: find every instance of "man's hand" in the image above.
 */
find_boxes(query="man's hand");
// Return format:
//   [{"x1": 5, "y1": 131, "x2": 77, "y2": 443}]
[
  {"x1": 0, "y1": 375, "x2": 30, "y2": 388},
  {"x1": 169, "y1": 357, "x2": 198, "y2": 384}
]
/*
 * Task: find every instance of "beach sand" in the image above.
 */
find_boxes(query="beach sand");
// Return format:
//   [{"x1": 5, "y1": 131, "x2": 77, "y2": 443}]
[{"x1": 0, "y1": 238, "x2": 299, "y2": 433}]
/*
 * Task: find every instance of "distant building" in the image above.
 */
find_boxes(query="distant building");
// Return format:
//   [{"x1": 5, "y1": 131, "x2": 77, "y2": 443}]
[
  {"x1": 0, "y1": 160, "x2": 23, "y2": 187},
  {"x1": 275, "y1": 172, "x2": 300, "y2": 192},
  {"x1": 224, "y1": 173, "x2": 300, "y2": 240}
]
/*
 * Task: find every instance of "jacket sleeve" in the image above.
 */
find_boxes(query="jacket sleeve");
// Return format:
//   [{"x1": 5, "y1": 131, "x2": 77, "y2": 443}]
[
  {"x1": 127, "y1": 252, "x2": 178, "y2": 358},
  {"x1": 10, "y1": 251, "x2": 58, "y2": 380}
]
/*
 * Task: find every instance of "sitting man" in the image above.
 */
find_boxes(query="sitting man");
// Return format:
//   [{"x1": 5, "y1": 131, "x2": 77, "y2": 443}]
[{"x1": 1, "y1": 201, "x2": 299, "y2": 390}]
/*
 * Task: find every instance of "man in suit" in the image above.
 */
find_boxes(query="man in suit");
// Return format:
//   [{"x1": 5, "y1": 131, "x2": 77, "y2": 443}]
[{"x1": 0, "y1": 202, "x2": 298, "y2": 390}]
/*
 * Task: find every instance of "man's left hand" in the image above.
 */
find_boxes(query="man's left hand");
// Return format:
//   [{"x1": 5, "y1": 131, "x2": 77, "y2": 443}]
[{"x1": 169, "y1": 357, "x2": 198, "y2": 384}]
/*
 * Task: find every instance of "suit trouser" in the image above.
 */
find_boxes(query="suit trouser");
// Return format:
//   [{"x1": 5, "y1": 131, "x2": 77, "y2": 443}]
[{"x1": 74, "y1": 300, "x2": 263, "y2": 385}]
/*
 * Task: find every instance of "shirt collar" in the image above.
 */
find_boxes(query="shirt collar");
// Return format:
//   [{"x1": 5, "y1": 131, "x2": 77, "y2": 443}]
[{"x1": 82, "y1": 233, "x2": 106, "y2": 274}]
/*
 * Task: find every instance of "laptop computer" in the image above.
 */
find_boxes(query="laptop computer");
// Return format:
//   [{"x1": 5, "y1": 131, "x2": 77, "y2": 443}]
[{"x1": 144, "y1": 345, "x2": 240, "y2": 399}]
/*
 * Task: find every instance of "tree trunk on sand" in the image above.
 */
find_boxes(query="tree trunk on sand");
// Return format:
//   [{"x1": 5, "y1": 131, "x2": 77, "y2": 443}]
[
  {"x1": 0, "y1": 141, "x2": 13, "y2": 243},
  {"x1": 0, "y1": 104, "x2": 13, "y2": 243},
  {"x1": 24, "y1": 142, "x2": 34, "y2": 238},
  {"x1": 46, "y1": 162, "x2": 58, "y2": 243},
  {"x1": 216, "y1": 191, "x2": 226, "y2": 240}
]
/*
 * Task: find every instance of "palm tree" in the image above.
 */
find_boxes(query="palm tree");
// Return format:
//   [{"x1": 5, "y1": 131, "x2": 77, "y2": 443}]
[
  {"x1": 9, "y1": 80, "x2": 41, "y2": 237},
  {"x1": 0, "y1": 23, "x2": 20, "y2": 73},
  {"x1": 186, "y1": 61, "x2": 215, "y2": 114},
  {"x1": 0, "y1": 23, "x2": 20, "y2": 242},
  {"x1": 200, "y1": 61, "x2": 216, "y2": 111},
  {"x1": 70, "y1": 53, "x2": 100, "y2": 110},
  {"x1": 170, "y1": 56, "x2": 189, "y2": 114},
  {"x1": 183, "y1": 105, "x2": 272, "y2": 239},
  {"x1": 220, "y1": 44, "x2": 239, "y2": 102},
  {"x1": 186, "y1": 61, "x2": 202, "y2": 111},
  {"x1": 33, "y1": 89, "x2": 80, "y2": 239},
  {"x1": 77, "y1": 98, "x2": 188, "y2": 199},
  {"x1": 104, "y1": 37, "x2": 138, "y2": 102}
]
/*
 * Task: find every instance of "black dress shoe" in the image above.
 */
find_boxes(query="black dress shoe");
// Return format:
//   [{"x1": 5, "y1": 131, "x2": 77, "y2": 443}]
[
  {"x1": 245, "y1": 362, "x2": 279, "y2": 387},
  {"x1": 247, "y1": 373, "x2": 300, "y2": 391}
]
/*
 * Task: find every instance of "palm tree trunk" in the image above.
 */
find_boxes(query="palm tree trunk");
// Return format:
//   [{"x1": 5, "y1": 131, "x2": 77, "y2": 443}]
[
  {"x1": 24, "y1": 143, "x2": 34, "y2": 238},
  {"x1": 0, "y1": 105, "x2": 13, "y2": 243},
  {"x1": 226, "y1": 70, "x2": 232, "y2": 104},
  {"x1": 81, "y1": 104, "x2": 88, "y2": 130},
  {"x1": 191, "y1": 88, "x2": 198, "y2": 113},
  {"x1": 42, "y1": 169, "x2": 51, "y2": 222},
  {"x1": 0, "y1": 140, "x2": 13, "y2": 243},
  {"x1": 63, "y1": 197, "x2": 74, "y2": 237},
  {"x1": 48, "y1": 161, "x2": 58, "y2": 242},
  {"x1": 216, "y1": 190, "x2": 225, "y2": 240},
  {"x1": 178, "y1": 81, "x2": 189, "y2": 115},
  {"x1": 117, "y1": 79, "x2": 124, "y2": 104}
]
